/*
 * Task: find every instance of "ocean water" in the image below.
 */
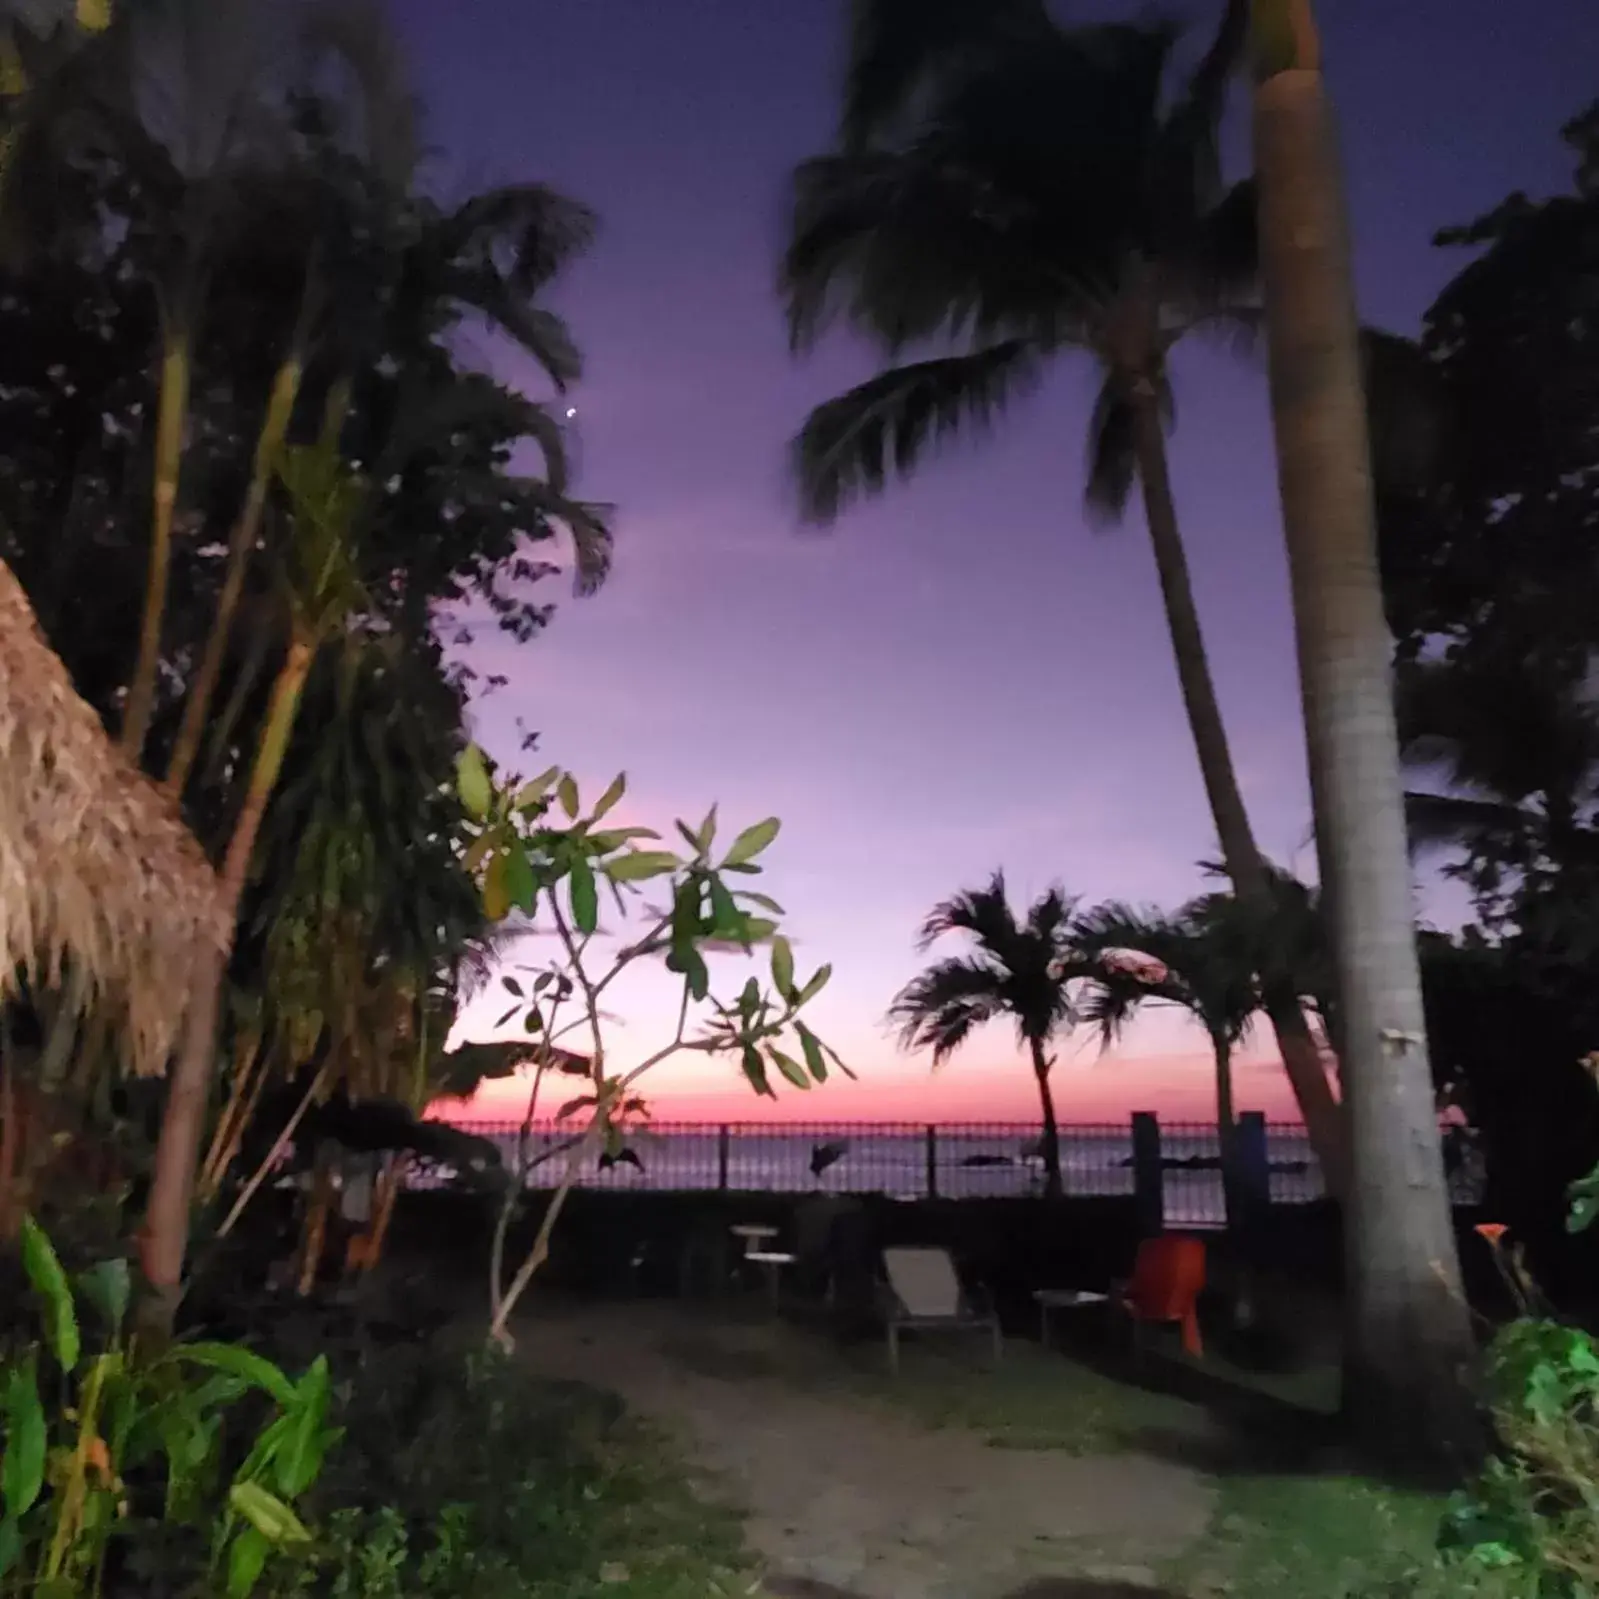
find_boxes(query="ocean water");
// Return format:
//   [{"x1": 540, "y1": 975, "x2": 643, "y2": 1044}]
[{"x1": 421, "y1": 1121, "x2": 1330, "y2": 1227}]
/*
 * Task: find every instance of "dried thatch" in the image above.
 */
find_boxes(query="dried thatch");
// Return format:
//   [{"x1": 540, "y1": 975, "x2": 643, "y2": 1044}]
[{"x1": 0, "y1": 557, "x2": 231, "y2": 1076}]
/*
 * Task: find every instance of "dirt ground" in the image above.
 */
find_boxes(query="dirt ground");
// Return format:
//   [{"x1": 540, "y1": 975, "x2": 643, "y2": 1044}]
[{"x1": 514, "y1": 1300, "x2": 1217, "y2": 1599}]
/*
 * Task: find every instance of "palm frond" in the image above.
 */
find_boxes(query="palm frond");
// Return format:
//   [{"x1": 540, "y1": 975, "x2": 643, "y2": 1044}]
[
  {"x1": 1404, "y1": 790, "x2": 1527, "y2": 852},
  {"x1": 782, "y1": 149, "x2": 1063, "y2": 355},
  {"x1": 1084, "y1": 376, "x2": 1137, "y2": 523},
  {"x1": 793, "y1": 340, "x2": 1039, "y2": 523},
  {"x1": 1154, "y1": 0, "x2": 1247, "y2": 216},
  {"x1": 917, "y1": 870, "x2": 1019, "y2": 955},
  {"x1": 887, "y1": 955, "x2": 1007, "y2": 1063},
  {"x1": 299, "y1": 0, "x2": 423, "y2": 190},
  {"x1": 838, "y1": 0, "x2": 1053, "y2": 149},
  {"x1": 1162, "y1": 178, "x2": 1258, "y2": 328}
]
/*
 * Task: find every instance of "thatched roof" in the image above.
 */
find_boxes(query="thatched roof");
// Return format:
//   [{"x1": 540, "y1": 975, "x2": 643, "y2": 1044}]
[{"x1": 0, "y1": 557, "x2": 231, "y2": 1076}]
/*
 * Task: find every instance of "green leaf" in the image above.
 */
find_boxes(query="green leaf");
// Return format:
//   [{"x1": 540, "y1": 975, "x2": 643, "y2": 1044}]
[
  {"x1": 505, "y1": 847, "x2": 538, "y2": 915},
  {"x1": 588, "y1": 826, "x2": 661, "y2": 851},
  {"x1": 796, "y1": 964, "x2": 832, "y2": 1005},
  {"x1": 768, "y1": 1047, "x2": 810, "y2": 1091},
  {"x1": 741, "y1": 917, "x2": 778, "y2": 943},
  {"x1": 740, "y1": 1045, "x2": 774, "y2": 1099},
  {"x1": 177, "y1": 1344, "x2": 298, "y2": 1407},
  {"x1": 740, "y1": 891, "x2": 786, "y2": 915},
  {"x1": 591, "y1": 773, "x2": 626, "y2": 823},
  {"x1": 569, "y1": 857, "x2": 599, "y2": 935},
  {"x1": 0, "y1": 1516, "x2": 18, "y2": 1579},
  {"x1": 482, "y1": 853, "x2": 510, "y2": 921},
  {"x1": 227, "y1": 1526, "x2": 272, "y2": 1599},
  {"x1": 674, "y1": 819, "x2": 704, "y2": 854},
  {"x1": 738, "y1": 977, "x2": 761, "y2": 1017},
  {"x1": 514, "y1": 767, "x2": 561, "y2": 811},
  {"x1": 695, "y1": 805, "x2": 719, "y2": 852},
  {"x1": 557, "y1": 773, "x2": 580, "y2": 820},
  {"x1": 456, "y1": 746, "x2": 493, "y2": 820},
  {"x1": 707, "y1": 876, "x2": 747, "y2": 941},
  {"x1": 229, "y1": 1482, "x2": 311, "y2": 1546},
  {"x1": 770, "y1": 936, "x2": 795, "y2": 1000},
  {"x1": 723, "y1": 816, "x2": 780, "y2": 868},
  {"x1": 605, "y1": 851, "x2": 679, "y2": 883},
  {"x1": 75, "y1": 1259, "x2": 130, "y2": 1335},
  {"x1": 2, "y1": 1359, "x2": 46, "y2": 1517},
  {"x1": 795, "y1": 1021, "x2": 828, "y2": 1084},
  {"x1": 21, "y1": 1217, "x2": 78, "y2": 1372}
]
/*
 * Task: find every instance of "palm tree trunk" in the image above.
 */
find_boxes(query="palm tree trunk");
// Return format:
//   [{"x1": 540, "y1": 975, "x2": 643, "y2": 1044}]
[
  {"x1": 1250, "y1": 0, "x2": 1477, "y2": 1468},
  {"x1": 164, "y1": 345, "x2": 307, "y2": 800},
  {"x1": 1028, "y1": 1039, "x2": 1063, "y2": 1200},
  {"x1": 123, "y1": 315, "x2": 191, "y2": 762},
  {"x1": 1210, "y1": 1030, "x2": 1238, "y2": 1224},
  {"x1": 1128, "y1": 385, "x2": 1348, "y2": 1195},
  {"x1": 136, "y1": 633, "x2": 318, "y2": 1337}
]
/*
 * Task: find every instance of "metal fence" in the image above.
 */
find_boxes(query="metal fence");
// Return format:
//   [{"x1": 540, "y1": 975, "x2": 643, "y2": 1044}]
[{"x1": 411, "y1": 1115, "x2": 1349, "y2": 1225}]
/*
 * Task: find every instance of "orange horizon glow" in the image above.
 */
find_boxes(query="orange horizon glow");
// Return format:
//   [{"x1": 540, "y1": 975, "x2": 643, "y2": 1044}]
[{"x1": 433, "y1": 1043, "x2": 1307, "y2": 1127}]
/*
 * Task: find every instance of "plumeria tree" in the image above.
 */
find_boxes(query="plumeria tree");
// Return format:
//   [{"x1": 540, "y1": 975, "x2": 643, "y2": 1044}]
[{"x1": 454, "y1": 747, "x2": 848, "y2": 1346}]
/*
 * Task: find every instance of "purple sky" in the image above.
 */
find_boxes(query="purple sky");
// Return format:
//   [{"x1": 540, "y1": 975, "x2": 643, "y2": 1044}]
[{"x1": 394, "y1": 1, "x2": 1599, "y2": 1122}]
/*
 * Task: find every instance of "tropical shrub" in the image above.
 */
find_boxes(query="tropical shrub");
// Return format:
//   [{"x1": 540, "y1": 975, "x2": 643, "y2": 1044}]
[
  {"x1": 267, "y1": 1341, "x2": 744, "y2": 1599},
  {"x1": 0, "y1": 1218, "x2": 336, "y2": 1598},
  {"x1": 453, "y1": 752, "x2": 848, "y2": 1341}
]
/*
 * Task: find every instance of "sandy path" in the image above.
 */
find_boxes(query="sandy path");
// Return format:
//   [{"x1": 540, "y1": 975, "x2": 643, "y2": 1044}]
[{"x1": 514, "y1": 1302, "x2": 1214, "y2": 1599}]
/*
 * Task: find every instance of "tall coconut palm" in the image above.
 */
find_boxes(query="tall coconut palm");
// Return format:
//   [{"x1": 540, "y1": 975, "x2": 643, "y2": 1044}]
[
  {"x1": 782, "y1": 0, "x2": 1345, "y2": 1192},
  {"x1": 1248, "y1": 0, "x2": 1476, "y2": 1463},
  {"x1": 889, "y1": 874, "x2": 1085, "y2": 1198},
  {"x1": 1076, "y1": 895, "x2": 1259, "y2": 1221}
]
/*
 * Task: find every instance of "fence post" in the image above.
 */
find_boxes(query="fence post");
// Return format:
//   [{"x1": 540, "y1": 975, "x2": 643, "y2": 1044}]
[
  {"x1": 925, "y1": 1125, "x2": 939, "y2": 1199},
  {"x1": 1232, "y1": 1113, "x2": 1271, "y2": 1232},
  {"x1": 717, "y1": 1125, "x2": 730, "y2": 1191},
  {"x1": 1131, "y1": 1112, "x2": 1163, "y2": 1235}
]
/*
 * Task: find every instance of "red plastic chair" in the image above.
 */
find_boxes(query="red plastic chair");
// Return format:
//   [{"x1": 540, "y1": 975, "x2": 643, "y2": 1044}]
[{"x1": 1114, "y1": 1235, "x2": 1207, "y2": 1358}]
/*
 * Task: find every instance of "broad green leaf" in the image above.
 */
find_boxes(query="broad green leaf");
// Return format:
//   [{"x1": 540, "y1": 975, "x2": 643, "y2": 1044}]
[
  {"x1": 569, "y1": 857, "x2": 599, "y2": 934},
  {"x1": 515, "y1": 767, "x2": 561, "y2": 811},
  {"x1": 707, "y1": 877, "x2": 746, "y2": 941},
  {"x1": 738, "y1": 977, "x2": 761, "y2": 1017},
  {"x1": 666, "y1": 944, "x2": 710, "y2": 1003},
  {"x1": 740, "y1": 891, "x2": 786, "y2": 916},
  {"x1": 589, "y1": 826, "x2": 661, "y2": 851},
  {"x1": 795, "y1": 1021, "x2": 828, "y2": 1084},
  {"x1": 770, "y1": 936, "x2": 795, "y2": 1001},
  {"x1": 768, "y1": 1047, "x2": 810, "y2": 1091},
  {"x1": 741, "y1": 917, "x2": 779, "y2": 943},
  {"x1": 796, "y1": 964, "x2": 832, "y2": 1005},
  {"x1": 723, "y1": 817, "x2": 780, "y2": 868},
  {"x1": 591, "y1": 773, "x2": 626, "y2": 823},
  {"x1": 502, "y1": 976, "x2": 524, "y2": 998},
  {"x1": 523, "y1": 1009, "x2": 544, "y2": 1033},
  {"x1": 2, "y1": 1359, "x2": 46, "y2": 1517},
  {"x1": 557, "y1": 773, "x2": 580, "y2": 820},
  {"x1": 177, "y1": 1344, "x2": 297, "y2": 1406},
  {"x1": 21, "y1": 1217, "x2": 78, "y2": 1372},
  {"x1": 482, "y1": 853, "x2": 510, "y2": 921},
  {"x1": 75, "y1": 1258, "x2": 130, "y2": 1335},
  {"x1": 504, "y1": 847, "x2": 538, "y2": 914},
  {"x1": 695, "y1": 805, "x2": 719, "y2": 853},
  {"x1": 456, "y1": 746, "x2": 493, "y2": 820},
  {"x1": 0, "y1": 1517, "x2": 19, "y2": 1580},
  {"x1": 229, "y1": 1482, "x2": 311, "y2": 1546},
  {"x1": 740, "y1": 1045, "x2": 774, "y2": 1099},
  {"x1": 227, "y1": 1526, "x2": 271, "y2": 1599},
  {"x1": 605, "y1": 851, "x2": 679, "y2": 883}
]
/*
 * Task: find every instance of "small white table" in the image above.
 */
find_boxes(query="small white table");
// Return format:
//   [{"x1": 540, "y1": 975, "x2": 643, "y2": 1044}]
[
  {"x1": 731, "y1": 1224, "x2": 779, "y2": 1248},
  {"x1": 745, "y1": 1249, "x2": 798, "y2": 1312},
  {"x1": 1034, "y1": 1287, "x2": 1110, "y2": 1348}
]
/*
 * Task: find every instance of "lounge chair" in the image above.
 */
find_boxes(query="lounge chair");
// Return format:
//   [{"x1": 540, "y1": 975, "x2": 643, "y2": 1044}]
[
  {"x1": 1114, "y1": 1235, "x2": 1207, "y2": 1358},
  {"x1": 880, "y1": 1247, "x2": 1002, "y2": 1373}
]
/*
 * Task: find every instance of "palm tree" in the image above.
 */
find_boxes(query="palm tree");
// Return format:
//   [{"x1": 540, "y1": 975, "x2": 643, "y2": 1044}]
[
  {"x1": 781, "y1": 0, "x2": 1345, "y2": 1191},
  {"x1": 1248, "y1": 0, "x2": 1476, "y2": 1463},
  {"x1": 1077, "y1": 897, "x2": 1257, "y2": 1214},
  {"x1": 889, "y1": 874, "x2": 1085, "y2": 1198}
]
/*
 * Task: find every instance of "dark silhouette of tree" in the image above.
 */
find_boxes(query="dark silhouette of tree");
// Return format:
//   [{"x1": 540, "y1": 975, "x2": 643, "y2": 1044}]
[
  {"x1": 781, "y1": 0, "x2": 1344, "y2": 1187},
  {"x1": 889, "y1": 874, "x2": 1085, "y2": 1199}
]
